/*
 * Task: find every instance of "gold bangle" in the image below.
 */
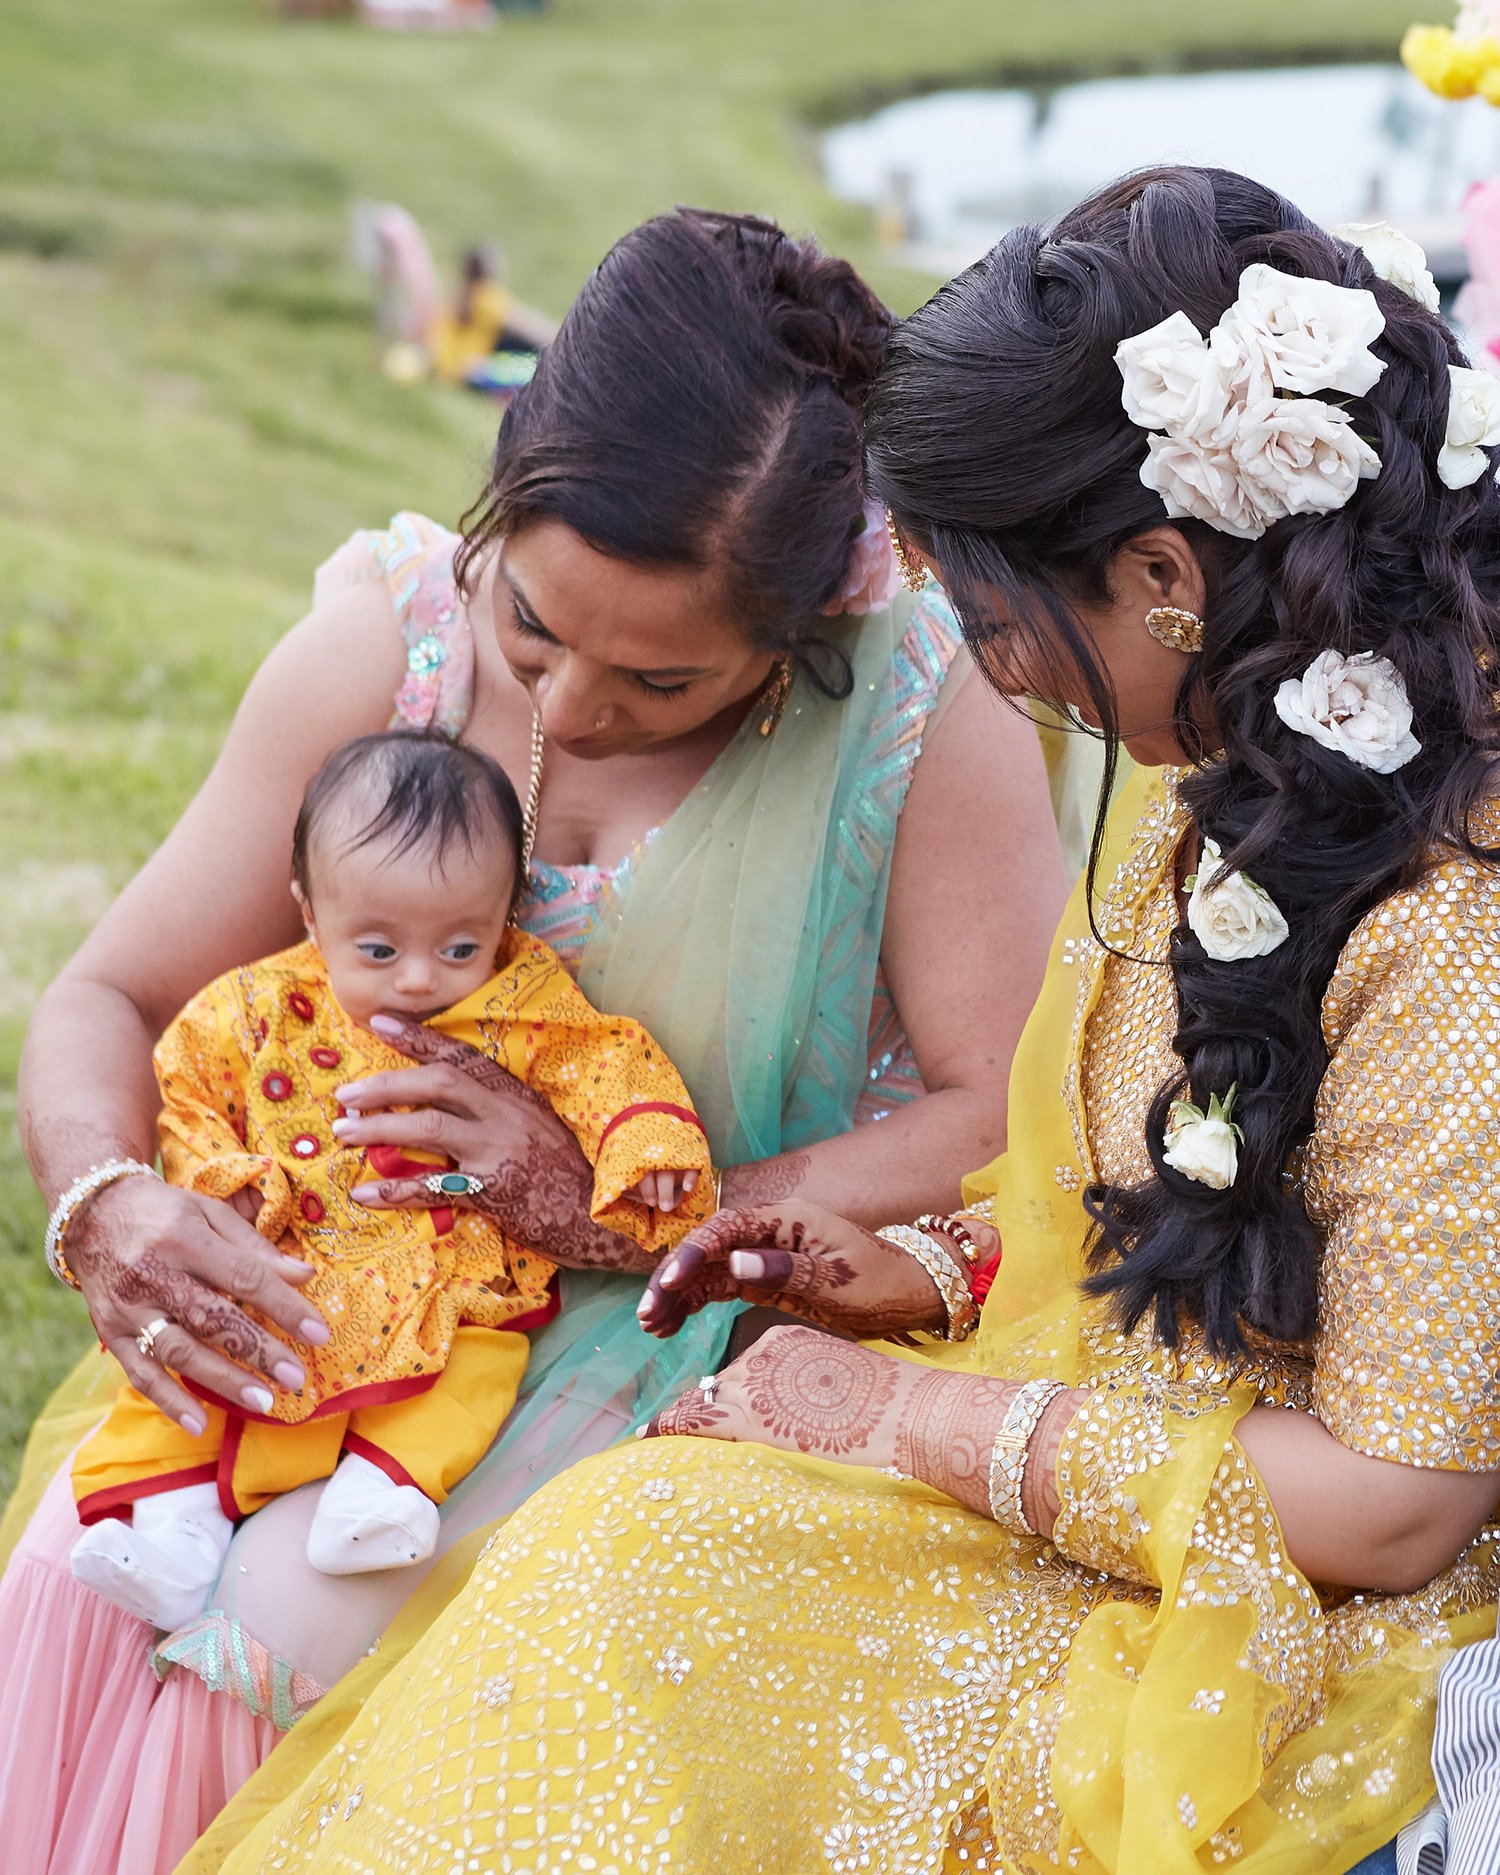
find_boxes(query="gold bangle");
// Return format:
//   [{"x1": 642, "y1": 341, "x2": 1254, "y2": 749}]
[
  {"x1": 987, "y1": 1379, "x2": 1067, "y2": 1533},
  {"x1": 875, "y1": 1223, "x2": 978, "y2": 1342}
]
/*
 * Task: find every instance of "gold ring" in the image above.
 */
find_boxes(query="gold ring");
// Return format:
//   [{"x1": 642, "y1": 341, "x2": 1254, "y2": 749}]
[{"x1": 135, "y1": 1315, "x2": 172, "y2": 1361}]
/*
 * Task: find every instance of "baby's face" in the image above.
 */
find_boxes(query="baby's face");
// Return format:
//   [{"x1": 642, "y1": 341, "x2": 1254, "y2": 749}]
[{"x1": 297, "y1": 829, "x2": 517, "y2": 1030}]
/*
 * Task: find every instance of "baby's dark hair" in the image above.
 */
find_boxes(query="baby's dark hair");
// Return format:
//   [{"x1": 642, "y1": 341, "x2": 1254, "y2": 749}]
[{"x1": 292, "y1": 730, "x2": 524, "y2": 907}]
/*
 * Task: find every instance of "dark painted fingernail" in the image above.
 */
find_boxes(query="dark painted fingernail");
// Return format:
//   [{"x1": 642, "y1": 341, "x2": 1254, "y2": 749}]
[
  {"x1": 273, "y1": 1361, "x2": 304, "y2": 1390},
  {"x1": 300, "y1": 1316, "x2": 332, "y2": 1345},
  {"x1": 182, "y1": 1413, "x2": 206, "y2": 1439}
]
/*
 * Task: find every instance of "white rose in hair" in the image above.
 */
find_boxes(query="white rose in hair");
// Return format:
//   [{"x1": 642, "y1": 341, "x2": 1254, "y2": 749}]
[
  {"x1": 1438, "y1": 365, "x2": 1500, "y2": 490},
  {"x1": 1187, "y1": 839, "x2": 1289, "y2": 962},
  {"x1": 1162, "y1": 1089, "x2": 1242, "y2": 1191},
  {"x1": 1273, "y1": 649, "x2": 1421, "y2": 773},
  {"x1": 1116, "y1": 312, "x2": 1238, "y2": 445},
  {"x1": 1328, "y1": 220, "x2": 1441, "y2": 315},
  {"x1": 1224, "y1": 264, "x2": 1386, "y2": 398},
  {"x1": 1139, "y1": 434, "x2": 1274, "y2": 541},
  {"x1": 1231, "y1": 394, "x2": 1382, "y2": 518}
]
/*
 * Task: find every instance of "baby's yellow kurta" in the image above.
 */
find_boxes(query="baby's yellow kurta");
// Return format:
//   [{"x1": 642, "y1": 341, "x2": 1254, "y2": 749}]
[{"x1": 74, "y1": 927, "x2": 713, "y2": 1519}]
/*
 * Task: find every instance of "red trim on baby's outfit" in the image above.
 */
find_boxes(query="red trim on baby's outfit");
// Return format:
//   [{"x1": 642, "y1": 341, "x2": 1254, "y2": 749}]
[
  {"x1": 597, "y1": 1102, "x2": 706, "y2": 1153},
  {"x1": 185, "y1": 1371, "x2": 439, "y2": 1429},
  {"x1": 365, "y1": 1143, "x2": 455, "y2": 1235},
  {"x1": 507, "y1": 1275, "x2": 561, "y2": 1333},
  {"x1": 75, "y1": 1462, "x2": 221, "y2": 1528},
  {"x1": 341, "y1": 1433, "x2": 421, "y2": 1492}
]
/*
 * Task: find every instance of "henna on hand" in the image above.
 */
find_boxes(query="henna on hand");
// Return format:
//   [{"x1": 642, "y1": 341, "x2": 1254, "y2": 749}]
[
  {"x1": 720, "y1": 1151, "x2": 811, "y2": 1206},
  {"x1": 892, "y1": 1369, "x2": 1019, "y2": 1518},
  {"x1": 740, "y1": 1326, "x2": 900, "y2": 1456}
]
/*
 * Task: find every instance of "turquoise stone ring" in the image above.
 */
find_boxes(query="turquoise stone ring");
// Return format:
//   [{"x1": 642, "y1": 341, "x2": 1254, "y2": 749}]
[{"x1": 425, "y1": 1172, "x2": 484, "y2": 1198}]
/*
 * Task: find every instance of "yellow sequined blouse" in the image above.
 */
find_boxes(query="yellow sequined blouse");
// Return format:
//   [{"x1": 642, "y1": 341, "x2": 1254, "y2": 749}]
[
  {"x1": 153, "y1": 927, "x2": 714, "y2": 1424},
  {"x1": 187, "y1": 768, "x2": 1500, "y2": 1875},
  {"x1": 1062, "y1": 771, "x2": 1500, "y2": 1471}
]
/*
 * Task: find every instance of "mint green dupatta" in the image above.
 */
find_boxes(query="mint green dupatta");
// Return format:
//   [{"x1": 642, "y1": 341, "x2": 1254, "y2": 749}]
[{"x1": 579, "y1": 588, "x2": 949, "y2": 1164}]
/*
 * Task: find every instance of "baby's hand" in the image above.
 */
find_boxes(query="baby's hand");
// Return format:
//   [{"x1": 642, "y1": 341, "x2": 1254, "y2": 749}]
[
  {"x1": 226, "y1": 1187, "x2": 264, "y2": 1226},
  {"x1": 628, "y1": 1169, "x2": 703, "y2": 1214}
]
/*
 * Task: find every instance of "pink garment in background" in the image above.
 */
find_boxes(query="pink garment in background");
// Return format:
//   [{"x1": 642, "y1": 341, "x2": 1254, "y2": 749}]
[{"x1": 0, "y1": 1459, "x2": 277, "y2": 1875}]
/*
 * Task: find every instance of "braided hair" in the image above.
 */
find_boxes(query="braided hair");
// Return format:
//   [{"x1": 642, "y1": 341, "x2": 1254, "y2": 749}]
[{"x1": 866, "y1": 165, "x2": 1500, "y2": 1355}]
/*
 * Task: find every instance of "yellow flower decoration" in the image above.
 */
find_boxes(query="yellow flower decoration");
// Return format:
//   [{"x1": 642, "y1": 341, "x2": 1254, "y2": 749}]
[{"x1": 1402, "y1": 21, "x2": 1500, "y2": 101}]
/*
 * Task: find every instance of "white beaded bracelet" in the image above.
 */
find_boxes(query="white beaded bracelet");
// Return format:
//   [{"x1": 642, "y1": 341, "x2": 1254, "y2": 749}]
[
  {"x1": 987, "y1": 1378, "x2": 1067, "y2": 1534},
  {"x1": 44, "y1": 1159, "x2": 160, "y2": 1289},
  {"x1": 875, "y1": 1223, "x2": 979, "y2": 1342}
]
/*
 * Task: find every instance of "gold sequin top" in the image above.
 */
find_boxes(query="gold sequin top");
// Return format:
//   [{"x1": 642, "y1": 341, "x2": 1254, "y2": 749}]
[{"x1": 1066, "y1": 773, "x2": 1500, "y2": 1471}]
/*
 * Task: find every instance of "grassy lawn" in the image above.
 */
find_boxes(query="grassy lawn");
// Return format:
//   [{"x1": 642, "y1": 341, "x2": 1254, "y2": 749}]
[{"x1": 0, "y1": 0, "x2": 1418, "y2": 1496}]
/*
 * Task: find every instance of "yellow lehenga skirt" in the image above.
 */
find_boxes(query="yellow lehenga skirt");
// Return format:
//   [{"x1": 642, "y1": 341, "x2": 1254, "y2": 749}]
[{"x1": 182, "y1": 767, "x2": 1500, "y2": 1873}]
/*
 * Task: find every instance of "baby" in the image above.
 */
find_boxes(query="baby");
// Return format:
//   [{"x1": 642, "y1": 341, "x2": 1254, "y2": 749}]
[{"x1": 70, "y1": 728, "x2": 714, "y2": 1631}]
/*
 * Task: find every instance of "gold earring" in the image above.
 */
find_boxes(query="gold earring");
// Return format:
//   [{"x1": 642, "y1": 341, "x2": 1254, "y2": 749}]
[
  {"x1": 758, "y1": 658, "x2": 794, "y2": 737},
  {"x1": 885, "y1": 512, "x2": 927, "y2": 593},
  {"x1": 1144, "y1": 606, "x2": 1205, "y2": 654}
]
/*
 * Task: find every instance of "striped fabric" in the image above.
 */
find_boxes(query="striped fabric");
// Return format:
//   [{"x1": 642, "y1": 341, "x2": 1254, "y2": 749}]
[{"x1": 1401, "y1": 1636, "x2": 1500, "y2": 1874}]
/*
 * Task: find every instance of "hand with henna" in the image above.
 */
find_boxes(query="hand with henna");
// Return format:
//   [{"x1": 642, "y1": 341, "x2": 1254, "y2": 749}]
[
  {"x1": 337, "y1": 1015, "x2": 655, "y2": 1276},
  {"x1": 643, "y1": 1323, "x2": 1080, "y2": 1534},
  {"x1": 636, "y1": 1202, "x2": 997, "y2": 1341},
  {"x1": 66, "y1": 1172, "x2": 329, "y2": 1436}
]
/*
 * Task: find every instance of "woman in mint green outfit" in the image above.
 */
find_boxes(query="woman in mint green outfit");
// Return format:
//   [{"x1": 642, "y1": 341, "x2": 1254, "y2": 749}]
[{"x1": 0, "y1": 208, "x2": 1068, "y2": 1875}]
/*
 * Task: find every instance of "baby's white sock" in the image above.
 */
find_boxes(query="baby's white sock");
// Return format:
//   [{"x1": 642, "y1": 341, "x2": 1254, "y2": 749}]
[
  {"x1": 306, "y1": 1453, "x2": 440, "y2": 1575},
  {"x1": 71, "y1": 1481, "x2": 233, "y2": 1631}
]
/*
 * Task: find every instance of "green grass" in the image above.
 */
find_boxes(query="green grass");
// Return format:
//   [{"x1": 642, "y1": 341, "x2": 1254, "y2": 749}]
[{"x1": 0, "y1": 0, "x2": 1420, "y2": 1498}]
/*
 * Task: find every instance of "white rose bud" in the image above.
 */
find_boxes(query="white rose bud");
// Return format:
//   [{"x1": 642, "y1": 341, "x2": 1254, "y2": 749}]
[
  {"x1": 1439, "y1": 364, "x2": 1500, "y2": 490},
  {"x1": 1230, "y1": 394, "x2": 1382, "y2": 519},
  {"x1": 1329, "y1": 220, "x2": 1441, "y2": 315},
  {"x1": 1224, "y1": 263, "x2": 1387, "y2": 398},
  {"x1": 1162, "y1": 1091, "x2": 1242, "y2": 1191},
  {"x1": 1273, "y1": 649, "x2": 1421, "y2": 774},
  {"x1": 1187, "y1": 838, "x2": 1290, "y2": 962}
]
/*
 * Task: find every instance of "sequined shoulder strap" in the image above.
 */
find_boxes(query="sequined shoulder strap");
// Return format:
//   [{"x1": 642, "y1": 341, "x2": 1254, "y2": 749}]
[
  {"x1": 842, "y1": 589, "x2": 965, "y2": 854},
  {"x1": 314, "y1": 511, "x2": 476, "y2": 739}
]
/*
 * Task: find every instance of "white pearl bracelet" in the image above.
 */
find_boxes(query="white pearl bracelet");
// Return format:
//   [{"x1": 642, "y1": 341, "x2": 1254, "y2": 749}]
[
  {"x1": 44, "y1": 1159, "x2": 160, "y2": 1289},
  {"x1": 875, "y1": 1223, "x2": 979, "y2": 1342}
]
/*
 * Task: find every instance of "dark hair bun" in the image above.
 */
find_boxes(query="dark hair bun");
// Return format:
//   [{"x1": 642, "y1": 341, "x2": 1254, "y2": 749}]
[{"x1": 691, "y1": 210, "x2": 890, "y2": 408}]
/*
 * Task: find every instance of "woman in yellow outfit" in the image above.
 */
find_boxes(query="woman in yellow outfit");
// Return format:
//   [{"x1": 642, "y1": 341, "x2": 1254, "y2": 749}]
[{"x1": 192, "y1": 167, "x2": 1500, "y2": 1875}]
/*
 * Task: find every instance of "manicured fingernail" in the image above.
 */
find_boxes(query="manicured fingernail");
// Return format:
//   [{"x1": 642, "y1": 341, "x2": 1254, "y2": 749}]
[
  {"x1": 335, "y1": 1084, "x2": 361, "y2": 1103},
  {"x1": 350, "y1": 1183, "x2": 378, "y2": 1204},
  {"x1": 730, "y1": 1252, "x2": 767, "y2": 1280},
  {"x1": 369, "y1": 1014, "x2": 403, "y2": 1037},
  {"x1": 273, "y1": 1361, "x2": 304, "y2": 1390},
  {"x1": 634, "y1": 1425, "x2": 648, "y2": 1438},
  {"x1": 280, "y1": 1256, "x2": 314, "y2": 1272},
  {"x1": 300, "y1": 1317, "x2": 332, "y2": 1345},
  {"x1": 182, "y1": 1413, "x2": 206, "y2": 1439},
  {"x1": 242, "y1": 1385, "x2": 274, "y2": 1414},
  {"x1": 659, "y1": 1259, "x2": 681, "y2": 1287},
  {"x1": 331, "y1": 1117, "x2": 354, "y2": 1138}
]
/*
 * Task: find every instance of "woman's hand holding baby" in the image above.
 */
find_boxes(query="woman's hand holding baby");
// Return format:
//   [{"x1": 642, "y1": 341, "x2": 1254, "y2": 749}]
[
  {"x1": 68, "y1": 1173, "x2": 329, "y2": 1435},
  {"x1": 340, "y1": 1016, "x2": 657, "y2": 1274}
]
